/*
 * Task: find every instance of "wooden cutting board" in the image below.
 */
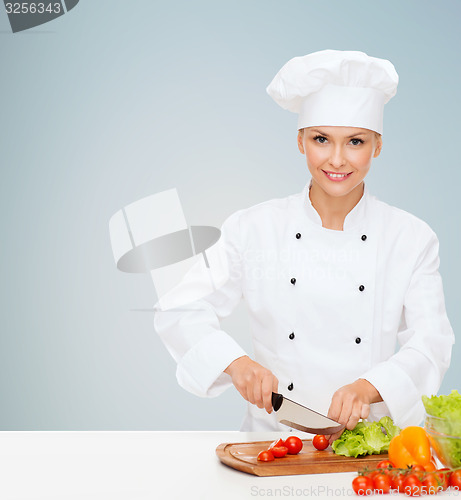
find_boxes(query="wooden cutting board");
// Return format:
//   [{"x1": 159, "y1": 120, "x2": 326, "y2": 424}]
[{"x1": 216, "y1": 439, "x2": 388, "y2": 476}]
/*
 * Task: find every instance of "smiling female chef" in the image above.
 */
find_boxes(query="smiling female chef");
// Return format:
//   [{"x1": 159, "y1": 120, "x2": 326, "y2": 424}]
[{"x1": 153, "y1": 50, "x2": 454, "y2": 439}]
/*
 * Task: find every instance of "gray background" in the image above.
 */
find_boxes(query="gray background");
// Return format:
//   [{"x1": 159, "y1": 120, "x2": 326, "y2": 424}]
[{"x1": 0, "y1": 0, "x2": 460, "y2": 430}]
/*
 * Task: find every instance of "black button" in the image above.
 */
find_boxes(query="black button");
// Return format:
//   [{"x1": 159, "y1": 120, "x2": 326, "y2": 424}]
[
  {"x1": 359, "y1": 285, "x2": 365, "y2": 292},
  {"x1": 289, "y1": 332, "x2": 295, "y2": 340},
  {"x1": 290, "y1": 278, "x2": 296, "y2": 285},
  {"x1": 355, "y1": 337, "x2": 361, "y2": 344},
  {"x1": 296, "y1": 233, "x2": 301, "y2": 239},
  {"x1": 361, "y1": 235, "x2": 367, "y2": 241},
  {"x1": 288, "y1": 383, "x2": 294, "y2": 391}
]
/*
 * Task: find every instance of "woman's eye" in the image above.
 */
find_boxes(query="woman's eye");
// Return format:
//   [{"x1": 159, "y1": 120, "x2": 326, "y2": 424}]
[
  {"x1": 350, "y1": 138, "x2": 364, "y2": 146},
  {"x1": 314, "y1": 135, "x2": 327, "y2": 144}
]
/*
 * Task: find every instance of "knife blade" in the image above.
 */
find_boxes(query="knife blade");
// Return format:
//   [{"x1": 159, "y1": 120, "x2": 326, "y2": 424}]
[{"x1": 272, "y1": 392, "x2": 345, "y2": 435}]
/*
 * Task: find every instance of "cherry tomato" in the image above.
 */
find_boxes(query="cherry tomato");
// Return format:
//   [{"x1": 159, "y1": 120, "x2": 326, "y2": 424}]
[
  {"x1": 372, "y1": 473, "x2": 392, "y2": 494},
  {"x1": 352, "y1": 476, "x2": 373, "y2": 496},
  {"x1": 424, "y1": 459, "x2": 437, "y2": 472},
  {"x1": 268, "y1": 438, "x2": 285, "y2": 451},
  {"x1": 376, "y1": 459, "x2": 395, "y2": 471},
  {"x1": 312, "y1": 435, "x2": 329, "y2": 451},
  {"x1": 411, "y1": 464, "x2": 426, "y2": 481},
  {"x1": 421, "y1": 473, "x2": 441, "y2": 495},
  {"x1": 285, "y1": 436, "x2": 303, "y2": 455},
  {"x1": 257, "y1": 450, "x2": 274, "y2": 462},
  {"x1": 435, "y1": 468, "x2": 450, "y2": 490},
  {"x1": 449, "y1": 469, "x2": 461, "y2": 490},
  {"x1": 367, "y1": 470, "x2": 380, "y2": 480},
  {"x1": 271, "y1": 446, "x2": 288, "y2": 458},
  {"x1": 391, "y1": 472, "x2": 406, "y2": 493},
  {"x1": 403, "y1": 473, "x2": 422, "y2": 497}
]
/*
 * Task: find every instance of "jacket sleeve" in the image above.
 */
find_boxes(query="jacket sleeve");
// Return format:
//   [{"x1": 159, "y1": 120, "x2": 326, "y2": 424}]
[
  {"x1": 361, "y1": 228, "x2": 455, "y2": 428},
  {"x1": 153, "y1": 210, "x2": 248, "y2": 398}
]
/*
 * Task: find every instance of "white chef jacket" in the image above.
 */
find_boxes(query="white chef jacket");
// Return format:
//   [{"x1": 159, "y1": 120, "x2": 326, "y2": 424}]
[{"x1": 153, "y1": 182, "x2": 454, "y2": 431}]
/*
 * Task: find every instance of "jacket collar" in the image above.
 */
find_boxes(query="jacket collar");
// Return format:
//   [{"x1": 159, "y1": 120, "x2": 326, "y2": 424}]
[{"x1": 301, "y1": 179, "x2": 369, "y2": 231}]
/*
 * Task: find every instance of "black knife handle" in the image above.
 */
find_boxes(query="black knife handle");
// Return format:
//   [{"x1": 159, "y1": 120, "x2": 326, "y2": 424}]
[{"x1": 272, "y1": 392, "x2": 283, "y2": 412}]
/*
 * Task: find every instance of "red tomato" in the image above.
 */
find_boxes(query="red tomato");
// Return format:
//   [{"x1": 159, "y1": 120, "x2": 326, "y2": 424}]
[
  {"x1": 372, "y1": 473, "x2": 392, "y2": 494},
  {"x1": 352, "y1": 476, "x2": 373, "y2": 496},
  {"x1": 285, "y1": 436, "x2": 303, "y2": 455},
  {"x1": 271, "y1": 446, "x2": 288, "y2": 458},
  {"x1": 411, "y1": 464, "x2": 426, "y2": 481},
  {"x1": 376, "y1": 459, "x2": 395, "y2": 471},
  {"x1": 257, "y1": 450, "x2": 274, "y2": 462},
  {"x1": 268, "y1": 438, "x2": 285, "y2": 451},
  {"x1": 424, "y1": 459, "x2": 437, "y2": 472},
  {"x1": 421, "y1": 473, "x2": 441, "y2": 495},
  {"x1": 403, "y1": 474, "x2": 422, "y2": 497},
  {"x1": 391, "y1": 472, "x2": 406, "y2": 493},
  {"x1": 312, "y1": 435, "x2": 329, "y2": 451},
  {"x1": 367, "y1": 470, "x2": 380, "y2": 481},
  {"x1": 435, "y1": 468, "x2": 450, "y2": 490},
  {"x1": 449, "y1": 469, "x2": 461, "y2": 490}
]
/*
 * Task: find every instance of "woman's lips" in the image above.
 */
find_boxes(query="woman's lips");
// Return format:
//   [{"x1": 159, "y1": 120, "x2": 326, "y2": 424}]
[{"x1": 322, "y1": 170, "x2": 352, "y2": 182}]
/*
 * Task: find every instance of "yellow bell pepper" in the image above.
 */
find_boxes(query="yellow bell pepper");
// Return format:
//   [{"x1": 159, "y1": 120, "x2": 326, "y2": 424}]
[{"x1": 388, "y1": 426, "x2": 433, "y2": 469}]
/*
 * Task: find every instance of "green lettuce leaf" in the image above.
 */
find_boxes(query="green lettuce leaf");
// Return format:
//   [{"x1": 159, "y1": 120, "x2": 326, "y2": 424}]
[
  {"x1": 361, "y1": 423, "x2": 389, "y2": 453},
  {"x1": 332, "y1": 432, "x2": 368, "y2": 457},
  {"x1": 379, "y1": 416, "x2": 400, "y2": 441},
  {"x1": 332, "y1": 417, "x2": 401, "y2": 458}
]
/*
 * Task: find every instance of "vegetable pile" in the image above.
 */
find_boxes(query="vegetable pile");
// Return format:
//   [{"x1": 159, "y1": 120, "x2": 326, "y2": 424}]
[
  {"x1": 332, "y1": 416, "x2": 401, "y2": 458},
  {"x1": 351, "y1": 461, "x2": 461, "y2": 496},
  {"x1": 349, "y1": 419, "x2": 461, "y2": 495}
]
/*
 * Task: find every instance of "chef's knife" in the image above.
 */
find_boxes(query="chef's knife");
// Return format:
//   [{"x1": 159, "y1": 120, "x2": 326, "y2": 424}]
[{"x1": 272, "y1": 392, "x2": 345, "y2": 434}]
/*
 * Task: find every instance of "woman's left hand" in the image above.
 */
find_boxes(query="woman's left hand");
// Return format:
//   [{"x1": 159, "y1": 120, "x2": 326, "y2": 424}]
[{"x1": 325, "y1": 378, "x2": 382, "y2": 444}]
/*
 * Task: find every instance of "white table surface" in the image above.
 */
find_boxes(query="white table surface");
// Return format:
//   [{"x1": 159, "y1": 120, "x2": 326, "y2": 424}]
[{"x1": 0, "y1": 431, "x2": 458, "y2": 499}]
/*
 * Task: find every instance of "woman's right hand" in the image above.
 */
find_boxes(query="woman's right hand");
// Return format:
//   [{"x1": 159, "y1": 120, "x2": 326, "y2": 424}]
[{"x1": 224, "y1": 355, "x2": 278, "y2": 414}]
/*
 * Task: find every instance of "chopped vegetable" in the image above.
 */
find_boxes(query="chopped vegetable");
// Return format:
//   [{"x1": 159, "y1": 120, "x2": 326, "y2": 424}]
[
  {"x1": 257, "y1": 450, "x2": 274, "y2": 461},
  {"x1": 332, "y1": 417, "x2": 401, "y2": 458},
  {"x1": 260, "y1": 436, "x2": 302, "y2": 461},
  {"x1": 268, "y1": 438, "x2": 285, "y2": 451},
  {"x1": 271, "y1": 446, "x2": 288, "y2": 458}
]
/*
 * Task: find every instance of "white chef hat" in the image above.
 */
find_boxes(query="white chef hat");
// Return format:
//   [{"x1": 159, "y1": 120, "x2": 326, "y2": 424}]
[{"x1": 266, "y1": 49, "x2": 398, "y2": 134}]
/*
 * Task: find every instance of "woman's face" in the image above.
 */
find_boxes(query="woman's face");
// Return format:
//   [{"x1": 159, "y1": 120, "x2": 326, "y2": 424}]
[{"x1": 297, "y1": 126, "x2": 382, "y2": 199}]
